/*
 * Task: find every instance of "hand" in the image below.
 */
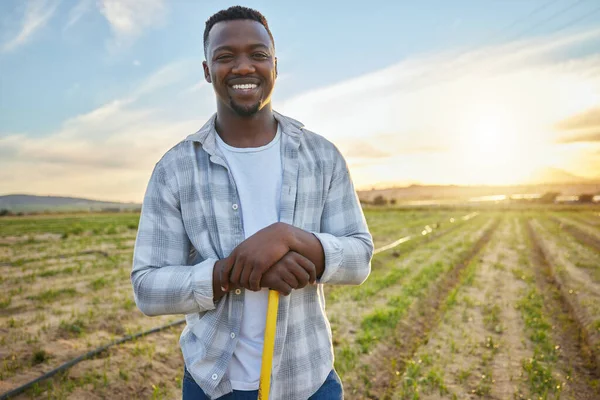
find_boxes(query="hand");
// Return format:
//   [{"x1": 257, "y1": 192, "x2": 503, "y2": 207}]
[
  {"x1": 220, "y1": 222, "x2": 292, "y2": 291},
  {"x1": 260, "y1": 251, "x2": 316, "y2": 296}
]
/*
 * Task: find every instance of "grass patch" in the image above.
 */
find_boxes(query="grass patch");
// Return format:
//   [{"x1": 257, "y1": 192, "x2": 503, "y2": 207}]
[
  {"x1": 27, "y1": 288, "x2": 78, "y2": 303},
  {"x1": 32, "y1": 349, "x2": 49, "y2": 365},
  {"x1": 516, "y1": 217, "x2": 564, "y2": 398},
  {"x1": 58, "y1": 318, "x2": 86, "y2": 337},
  {"x1": 89, "y1": 277, "x2": 109, "y2": 290},
  {"x1": 357, "y1": 261, "x2": 447, "y2": 353},
  {"x1": 482, "y1": 302, "x2": 503, "y2": 334},
  {"x1": 0, "y1": 295, "x2": 12, "y2": 309}
]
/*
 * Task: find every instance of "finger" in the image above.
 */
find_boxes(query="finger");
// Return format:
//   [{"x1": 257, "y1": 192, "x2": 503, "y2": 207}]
[
  {"x1": 229, "y1": 258, "x2": 245, "y2": 289},
  {"x1": 240, "y1": 261, "x2": 253, "y2": 290},
  {"x1": 291, "y1": 252, "x2": 317, "y2": 284},
  {"x1": 281, "y1": 269, "x2": 299, "y2": 290},
  {"x1": 288, "y1": 262, "x2": 310, "y2": 288},
  {"x1": 219, "y1": 257, "x2": 234, "y2": 291},
  {"x1": 275, "y1": 280, "x2": 292, "y2": 296},
  {"x1": 249, "y1": 263, "x2": 268, "y2": 292}
]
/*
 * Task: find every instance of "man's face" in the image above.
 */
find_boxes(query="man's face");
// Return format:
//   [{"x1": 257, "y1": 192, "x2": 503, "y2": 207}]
[{"x1": 203, "y1": 20, "x2": 277, "y2": 117}]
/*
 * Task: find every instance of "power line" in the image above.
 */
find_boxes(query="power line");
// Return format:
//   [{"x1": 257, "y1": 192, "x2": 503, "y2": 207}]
[
  {"x1": 510, "y1": 0, "x2": 589, "y2": 41},
  {"x1": 485, "y1": 0, "x2": 561, "y2": 45},
  {"x1": 422, "y1": 0, "x2": 597, "y2": 84},
  {"x1": 552, "y1": 4, "x2": 600, "y2": 33}
]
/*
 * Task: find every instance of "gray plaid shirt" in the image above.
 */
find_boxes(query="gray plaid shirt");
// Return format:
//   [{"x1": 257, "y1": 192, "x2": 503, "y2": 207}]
[{"x1": 131, "y1": 111, "x2": 373, "y2": 399}]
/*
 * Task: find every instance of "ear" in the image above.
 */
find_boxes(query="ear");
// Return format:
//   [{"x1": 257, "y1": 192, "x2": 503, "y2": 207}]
[
  {"x1": 202, "y1": 61, "x2": 212, "y2": 83},
  {"x1": 274, "y1": 57, "x2": 278, "y2": 78}
]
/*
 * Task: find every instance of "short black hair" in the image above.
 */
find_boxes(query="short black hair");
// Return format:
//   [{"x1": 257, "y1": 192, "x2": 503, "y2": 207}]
[{"x1": 203, "y1": 6, "x2": 274, "y2": 58}]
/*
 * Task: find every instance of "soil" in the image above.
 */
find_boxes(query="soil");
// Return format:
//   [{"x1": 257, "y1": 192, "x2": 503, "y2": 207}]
[{"x1": 342, "y1": 219, "x2": 498, "y2": 399}]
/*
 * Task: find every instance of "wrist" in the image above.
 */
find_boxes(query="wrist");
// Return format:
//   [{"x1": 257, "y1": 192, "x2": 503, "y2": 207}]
[{"x1": 278, "y1": 222, "x2": 298, "y2": 250}]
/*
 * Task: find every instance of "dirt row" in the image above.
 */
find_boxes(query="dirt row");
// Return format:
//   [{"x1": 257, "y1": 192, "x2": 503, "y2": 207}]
[
  {"x1": 328, "y1": 215, "x2": 491, "y2": 348},
  {"x1": 3, "y1": 214, "x2": 487, "y2": 399},
  {"x1": 5, "y1": 211, "x2": 600, "y2": 399},
  {"x1": 528, "y1": 220, "x2": 600, "y2": 377},
  {"x1": 345, "y1": 216, "x2": 600, "y2": 399},
  {"x1": 342, "y1": 218, "x2": 498, "y2": 398}
]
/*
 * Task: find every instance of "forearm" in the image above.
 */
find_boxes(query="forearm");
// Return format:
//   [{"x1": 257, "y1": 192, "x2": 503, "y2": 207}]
[
  {"x1": 313, "y1": 231, "x2": 372, "y2": 285},
  {"x1": 131, "y1": 258, "x2": 217, "y2": 316}
]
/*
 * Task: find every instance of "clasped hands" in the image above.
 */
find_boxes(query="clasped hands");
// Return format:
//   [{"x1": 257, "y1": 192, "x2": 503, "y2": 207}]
[{"x1": 215, "y1": 222, "x2": 317, "y2": 296}]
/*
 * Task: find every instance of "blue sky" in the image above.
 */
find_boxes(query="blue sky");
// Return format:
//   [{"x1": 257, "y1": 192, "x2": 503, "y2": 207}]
[{"x1": 1, "y1": 0, "x2": 600, "y2": 201}]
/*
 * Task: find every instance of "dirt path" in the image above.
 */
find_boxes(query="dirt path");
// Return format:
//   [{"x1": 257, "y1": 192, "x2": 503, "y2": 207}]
[
  {"x1": 530, "y1": 219, "x2": 600, "y2": 365},
  {"x1": 525, "y1": 220, "x2": 600, "y2": 399},
  {"x1": 371, "y1": 216, "x2": 600, "y2": 400},
  {"x1": 380, "y1": 218, "x2": 533, "y2": 399},
  {"x1": 553, "y1": 216, "x2": 600, "y2": 250},
  {"x1": 328, "y1": 217, "x2": 492, "y2": 353},
  {"x1": 342, "y1": 218, "x2": 499, "y2": 399}
]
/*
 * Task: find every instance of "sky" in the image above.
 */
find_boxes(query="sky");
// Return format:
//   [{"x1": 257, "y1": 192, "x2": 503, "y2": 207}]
[{"x1": 1, "y1": 0, "x2": 600, "y2": 202}]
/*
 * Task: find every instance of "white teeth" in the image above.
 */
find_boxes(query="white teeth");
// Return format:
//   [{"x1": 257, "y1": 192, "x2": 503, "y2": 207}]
[{"x1": 232, "y1": 84, "x2": 257, "y2": 90}]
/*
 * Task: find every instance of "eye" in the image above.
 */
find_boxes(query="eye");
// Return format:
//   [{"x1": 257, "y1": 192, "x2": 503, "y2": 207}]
[
  {"x1": 252, "y1": 52, "x2": 269, "y2": 60},
  {"x1": 215, "y1": 54, "x2": 233, "y2": 61}
]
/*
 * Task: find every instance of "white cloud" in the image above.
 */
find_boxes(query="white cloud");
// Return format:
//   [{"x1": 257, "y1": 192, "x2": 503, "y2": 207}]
[
  {"x1": 0, "y1": 59, "x2": 207, "y2": 202},
  {"x1": 2, "y1": 0, "x2": 60, "y2": 52},
  {"x1": 133, "y1": 59, "x2": 197, "y2": 97},
  {"x1": 278, "y1": 27, "x2": 600, "y2": 188},
  {"x1": 64, "y1": 0, "x2": 93, "y2": 30},
  {"x1": 98, "y1": 0, "x2": 166, "y2": 49},
  {"x1": 186, "y1": 80, "x2": 211, "y2": 94},
  {"x1": 3, "y1": 27, "x2": 600, "y2": 200}
]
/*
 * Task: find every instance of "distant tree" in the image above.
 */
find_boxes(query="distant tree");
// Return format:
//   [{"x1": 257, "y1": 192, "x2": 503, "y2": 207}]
[
  {"x1": 538, "y1": 192, "x2": 560, "y2": 204},
  {"x1": 373, "y1": 195, "x2": 387, "y2": 206},
  {"x1": 0, "y1": 209, "x2": 10, "y2": 216},
  {"x1": 390, "y1": 198, "x2": 397, "y2": 205},
  {"x1": 577, "y1": 193, "x2": 594, "y2": 203}
]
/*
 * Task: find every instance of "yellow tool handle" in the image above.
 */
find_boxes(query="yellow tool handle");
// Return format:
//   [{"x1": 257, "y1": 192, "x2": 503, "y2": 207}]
[{"x1": 258, "y1": 290, "x2": 280, "y2": 400}]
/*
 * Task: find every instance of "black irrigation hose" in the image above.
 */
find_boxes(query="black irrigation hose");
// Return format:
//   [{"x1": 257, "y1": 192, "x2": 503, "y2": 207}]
[{"x1": 0, "y1": 319, "x2": 186, "y2": 400}]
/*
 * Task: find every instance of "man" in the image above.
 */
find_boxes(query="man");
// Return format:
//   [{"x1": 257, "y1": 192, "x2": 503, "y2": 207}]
[{"x1": 131, "y1": 6, "x2": 373, "y2": 400}]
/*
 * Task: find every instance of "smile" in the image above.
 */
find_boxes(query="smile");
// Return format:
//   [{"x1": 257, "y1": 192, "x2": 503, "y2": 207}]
[{"x1": 230, "y1": 83, "x2": 258, "y2": 91}]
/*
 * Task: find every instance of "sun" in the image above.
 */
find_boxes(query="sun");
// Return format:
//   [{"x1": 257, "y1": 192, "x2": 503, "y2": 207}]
[{"x1": 454, "y1": 106, "x2": 538, "y2": 185}]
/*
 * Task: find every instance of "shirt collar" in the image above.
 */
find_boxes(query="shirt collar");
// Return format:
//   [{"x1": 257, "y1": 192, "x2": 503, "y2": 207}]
[{"x1": 184, "y1": 110, "x2": 304, "y2": 156}]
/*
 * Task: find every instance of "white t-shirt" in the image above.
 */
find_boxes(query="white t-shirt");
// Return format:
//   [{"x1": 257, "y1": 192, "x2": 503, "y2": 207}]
[{"x1": 215, "y1": 125, "x2": 282, "y2": 391}]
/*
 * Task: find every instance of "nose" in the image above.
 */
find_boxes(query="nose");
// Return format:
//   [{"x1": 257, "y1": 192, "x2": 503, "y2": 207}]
[{"x1": 232, "y1": 56, "x2": 255, "y2": 75}]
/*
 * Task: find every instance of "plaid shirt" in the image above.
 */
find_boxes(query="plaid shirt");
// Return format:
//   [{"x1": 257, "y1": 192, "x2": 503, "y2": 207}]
[{"x1": 131, "y1": 111, "x2": 373, "y2": 399}]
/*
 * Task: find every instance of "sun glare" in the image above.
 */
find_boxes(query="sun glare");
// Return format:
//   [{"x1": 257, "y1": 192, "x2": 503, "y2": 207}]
[{"x1": 455, "y1": 106, "x2": 538, "y2": 185}]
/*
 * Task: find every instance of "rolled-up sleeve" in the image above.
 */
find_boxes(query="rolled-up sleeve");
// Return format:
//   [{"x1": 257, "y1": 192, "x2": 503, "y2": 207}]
[
  {"x1": 131, "y1": 162, "x2": 217, "y2": 316},
  {"x1": 314, "y1": 151, "x2": 373, "y2": 285}
]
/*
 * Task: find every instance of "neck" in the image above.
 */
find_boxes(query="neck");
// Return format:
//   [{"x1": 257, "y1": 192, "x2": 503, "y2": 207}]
[{"x1": 215, "y1": 103, "x2": 277, "y2": 148}]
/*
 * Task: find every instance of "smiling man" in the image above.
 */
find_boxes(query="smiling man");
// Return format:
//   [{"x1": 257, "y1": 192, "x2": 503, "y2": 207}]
[{"x1": 131, "y1": 6, "x2": 373, "y2": 400}]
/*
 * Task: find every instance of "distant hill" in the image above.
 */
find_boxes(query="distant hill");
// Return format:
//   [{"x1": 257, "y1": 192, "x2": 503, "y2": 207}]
[
  {"x1": 358, "y1": 182, "x2": 600, "y2": 205},
  {"x1": 521, "y1": 167, "x2": 593, "y2": 185},
  {"x1": 0, "y1": 194, "x2": 141, "y2": 213}
]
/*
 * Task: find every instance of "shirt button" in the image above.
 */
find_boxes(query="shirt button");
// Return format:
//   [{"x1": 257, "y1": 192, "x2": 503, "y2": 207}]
[
  {"x1": 230, "y1": 332, "x2": 236, "y2": 339},
  {"x1": 235, "y1": 289, "x2": 241, "y2": 295},
  {"x1": 212, "y1": 373, "x2": 218, "y2": 380},
  {"x1": 232, "y1": 203, "x2": 238, "y2": 210}
]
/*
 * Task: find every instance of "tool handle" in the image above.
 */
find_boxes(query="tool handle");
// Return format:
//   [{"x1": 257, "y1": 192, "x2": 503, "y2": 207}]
[{"x1": 258, "y1": 290, "x2": 280, "y2": 400}]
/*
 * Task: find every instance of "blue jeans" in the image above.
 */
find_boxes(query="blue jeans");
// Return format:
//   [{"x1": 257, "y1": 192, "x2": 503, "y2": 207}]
[{"x1": 182, "y1": 367, "x2": 343, "y2": 399}]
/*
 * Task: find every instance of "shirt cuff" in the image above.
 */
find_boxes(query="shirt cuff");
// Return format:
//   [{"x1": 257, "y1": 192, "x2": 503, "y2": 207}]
[
  {"x1": 191, "y1": 258, "x2": 218, "y2": 311},
  {"x1": 312, "y1": 232, "x2": 344, "y2": 284}
]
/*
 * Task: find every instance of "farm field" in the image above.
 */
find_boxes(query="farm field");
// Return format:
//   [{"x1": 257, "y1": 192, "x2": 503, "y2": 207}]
[{"x1": 1, "y1": 208, "x2": 599, "y2": 399}]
